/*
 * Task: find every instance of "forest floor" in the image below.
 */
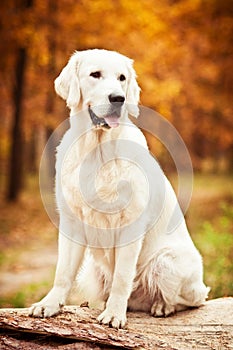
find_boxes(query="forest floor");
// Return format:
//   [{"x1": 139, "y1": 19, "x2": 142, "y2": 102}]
[
  {"x1": 0, "y1": 176, "x2": 57, "y2": 307},
  {"x1": 0, "y1": 173, "x2": 232, "y2": 308}
]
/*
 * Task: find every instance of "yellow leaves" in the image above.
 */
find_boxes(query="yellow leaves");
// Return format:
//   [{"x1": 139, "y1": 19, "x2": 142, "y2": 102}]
[
  {"x1": 159, "y1": 79, "x2": 182, "y2": 100},
  {"x1": 139, "y1": 74, "x2": 182, "y2": 120},
  {"x1": 170, "y1": 0, "x2": 203, "y2": 18}
]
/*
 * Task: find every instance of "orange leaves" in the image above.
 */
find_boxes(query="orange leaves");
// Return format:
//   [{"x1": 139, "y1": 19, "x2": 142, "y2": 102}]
[{"x1": 0, "y1": 0, "x2": 232, "y2": 171}]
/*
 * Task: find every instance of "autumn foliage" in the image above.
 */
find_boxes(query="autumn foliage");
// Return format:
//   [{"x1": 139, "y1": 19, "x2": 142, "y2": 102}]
[{"x1": 0, "y1": 0, "x2": 232, "y2": 199}]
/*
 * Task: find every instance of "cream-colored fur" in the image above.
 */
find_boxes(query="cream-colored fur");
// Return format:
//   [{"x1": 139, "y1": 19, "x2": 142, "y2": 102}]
[{"x1": 29, "y1": 49, "x2": 209, "y2": 329}]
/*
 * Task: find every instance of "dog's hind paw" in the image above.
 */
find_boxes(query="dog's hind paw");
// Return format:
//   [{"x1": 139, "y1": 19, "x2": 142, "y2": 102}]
[{"x1": 151, "y1": 301, "x2": 175, "y2": 317}]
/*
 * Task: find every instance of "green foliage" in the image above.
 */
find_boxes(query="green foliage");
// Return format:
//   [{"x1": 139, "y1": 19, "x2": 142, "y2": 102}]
[
  {"x1": 0, "y1": 281, "x2": 50, "y2": 308},
  {"x1": 0, "y1": 252, "x2": 5, "y2": 267},
  {"x1": 1, "y1": 291, "x2": 26, "y2": 308},
  {"x1": 195, "y1": 201, "x2": 233, "y2": 298}
]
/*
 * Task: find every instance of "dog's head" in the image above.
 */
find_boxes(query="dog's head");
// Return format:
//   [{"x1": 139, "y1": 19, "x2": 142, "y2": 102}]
[{"x1": 54, "y1": 49, "x2": 140, "y2": 128}]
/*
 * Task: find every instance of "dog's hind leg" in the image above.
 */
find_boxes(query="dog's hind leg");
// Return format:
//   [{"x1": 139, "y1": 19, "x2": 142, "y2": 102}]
[
  {"x1": 132, "y1": 247, "x2": 209, "y2": 317},
  {"x1": 150, "y1": 248, "x2": 209, "y2": 316}
]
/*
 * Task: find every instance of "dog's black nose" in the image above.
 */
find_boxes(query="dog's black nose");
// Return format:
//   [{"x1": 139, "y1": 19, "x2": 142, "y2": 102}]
[{"x1": 108, "y1": 94, "x2": 125, "y2": 106}]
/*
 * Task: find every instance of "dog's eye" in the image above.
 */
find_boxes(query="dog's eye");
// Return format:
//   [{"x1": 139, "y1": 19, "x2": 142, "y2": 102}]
[
  {"x1": 119, "y1": 74, "x2": 126, "y2": 82},
  {"x1": 90, "y1": 71, "x2": 101, "y2": 79}
]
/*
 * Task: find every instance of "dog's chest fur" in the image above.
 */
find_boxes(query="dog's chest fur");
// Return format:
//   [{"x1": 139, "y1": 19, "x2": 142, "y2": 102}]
[{"x1": 59, "y1": 125, "x2": 149, "y2": 231}]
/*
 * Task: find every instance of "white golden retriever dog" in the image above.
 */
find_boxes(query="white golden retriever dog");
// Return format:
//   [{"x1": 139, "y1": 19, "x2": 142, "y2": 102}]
[{"x1": 29, "y1": 49, "x2": 209, "y2": 328}]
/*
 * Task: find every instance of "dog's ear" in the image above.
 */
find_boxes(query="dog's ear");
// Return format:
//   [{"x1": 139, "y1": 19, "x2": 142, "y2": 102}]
[
  {"x1": 126, "y1": 59, "x2": 141, "y2": 118},
  {"x1": 54, "y1": 52, "x2": 81, "y2": 108}
]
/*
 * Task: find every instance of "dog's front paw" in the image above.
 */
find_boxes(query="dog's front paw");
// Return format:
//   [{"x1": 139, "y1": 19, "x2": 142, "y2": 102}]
[
  {"x1": 29, "y1": 301, "x2": 62, "y2": 318},
  {"x1": 97, "y1": 308, "x2": 127, "y2": 329},
  {"x1": 29, "y1": 288, "x2": 65, "y2": 318}
]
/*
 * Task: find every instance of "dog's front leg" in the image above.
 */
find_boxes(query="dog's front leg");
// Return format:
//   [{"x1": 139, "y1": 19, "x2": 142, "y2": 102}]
[
  {"x1": 97, "y1": 239, "x2": 142, "y2": 329},
  {"x1": 29, "y1": 217, "x2": 85, "y2": 317}
]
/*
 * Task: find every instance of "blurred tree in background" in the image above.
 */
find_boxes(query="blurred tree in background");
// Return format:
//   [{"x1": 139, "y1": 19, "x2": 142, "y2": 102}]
[{"x1": 0, "y1": 0, "x2": 232, "y2": 201}]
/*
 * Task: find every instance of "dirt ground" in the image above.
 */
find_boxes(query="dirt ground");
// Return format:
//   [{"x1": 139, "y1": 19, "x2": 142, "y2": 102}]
[{"x1": 0, "y1": 183, "x2": 58, "y2": 306}]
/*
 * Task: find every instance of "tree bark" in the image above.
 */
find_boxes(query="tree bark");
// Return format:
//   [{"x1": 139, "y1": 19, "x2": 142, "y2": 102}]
[{"x1": 0, "y1": 298, "x2": 232, "y2": 349}]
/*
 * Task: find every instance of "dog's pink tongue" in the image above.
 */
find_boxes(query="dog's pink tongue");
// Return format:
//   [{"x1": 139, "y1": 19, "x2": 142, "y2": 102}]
[{"x1": 104, "y1": 116, "x2": 119, "y2": 128}]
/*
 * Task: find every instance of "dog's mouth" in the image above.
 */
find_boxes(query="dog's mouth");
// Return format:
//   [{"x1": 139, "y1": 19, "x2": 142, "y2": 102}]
[
  {"x1": 103, "y1": 114, "x2": 120, "y2": 128},
  {"x1": 88, "y1": 107, "x2": 120, "y2": 129}
]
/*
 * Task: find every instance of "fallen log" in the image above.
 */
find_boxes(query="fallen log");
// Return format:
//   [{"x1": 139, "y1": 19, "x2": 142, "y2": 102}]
[{"x1": 0, "y1": 298, "x2": 232, "y2": 349}]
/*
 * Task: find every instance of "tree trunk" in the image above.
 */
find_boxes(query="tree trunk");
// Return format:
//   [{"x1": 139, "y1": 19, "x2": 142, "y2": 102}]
[
  {"x1": 0, "y1": 298, "x2": 232, "y2": 349},
  {"x1": 7, "y1": 47, "x2": 27, "y2": 201}
]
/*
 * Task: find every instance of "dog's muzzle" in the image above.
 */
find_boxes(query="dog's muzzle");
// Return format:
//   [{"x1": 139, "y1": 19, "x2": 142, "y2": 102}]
[
  {"x1": 88, "y1": 107, "x2": 110, "y2": 129},
  {"x1": 88, "y1": 96, "x2": 125, "y2": 129}
]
